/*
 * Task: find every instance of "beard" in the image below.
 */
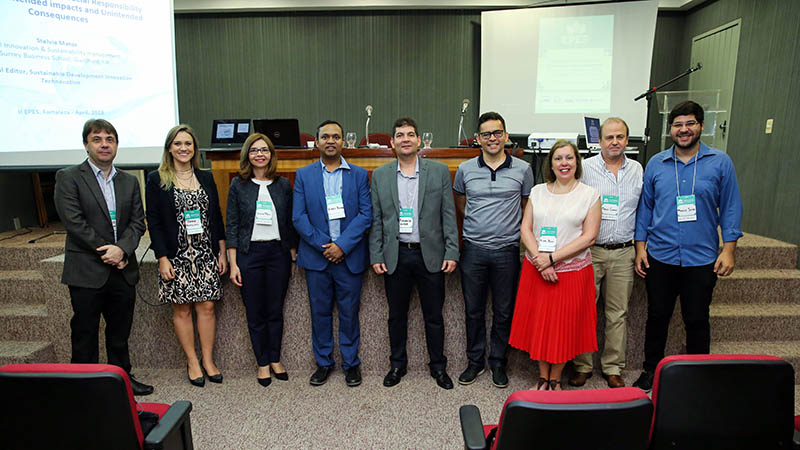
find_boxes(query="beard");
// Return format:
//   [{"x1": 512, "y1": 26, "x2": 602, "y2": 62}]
[{"x1": 673, "y1": 132, "x2": 701, "y2": 150}]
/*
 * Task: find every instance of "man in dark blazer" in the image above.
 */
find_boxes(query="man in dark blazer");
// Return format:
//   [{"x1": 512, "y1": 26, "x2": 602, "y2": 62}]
[
  {"x1": 54, "y1": 119, "x2": 153, "y2": 395},
  {"x1": 369, "y1": 117, "x2": 458, "y2": 390},
  {"x1": 292, "y1": 120, "x2": 372, "y2": 387}
]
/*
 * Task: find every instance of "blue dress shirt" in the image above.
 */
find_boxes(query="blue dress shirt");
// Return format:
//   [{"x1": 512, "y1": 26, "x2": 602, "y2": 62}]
[
  {"x1": 634, "y1": 142, "x2": 743, "y2": 267},
  {"x1": 321, "y1": 157, "x2": 350, "y2": 241}
]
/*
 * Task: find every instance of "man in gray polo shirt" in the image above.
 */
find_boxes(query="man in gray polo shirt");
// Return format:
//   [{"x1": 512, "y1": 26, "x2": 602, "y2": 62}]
[
  {"x1": 454, "y1": 111, "x2": 534, "y2": 388},
  {"x1": 569, "y1": 117, "x2": 643, "y2": 388}
]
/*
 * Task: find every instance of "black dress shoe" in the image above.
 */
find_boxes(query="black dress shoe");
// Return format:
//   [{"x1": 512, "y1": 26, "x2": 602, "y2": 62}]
[
  {"x1": 431, "y1": 370, "x2": 454, "y2": 390},
  {"x1": 274, "y1": 371, "x2": 289, "y2": 381},
  {"x1": 187, "y1": 365, "x2": 205, "y2": 387},
  {"x1": 345, "y1": 365, "x2": 362, "y2": 387},
  {"x1": 458, "y1": 365, "x2": 485, "y2": 385},
  {"x1": 309, "y1": 366, "x2": 333, "y2": 386},
  {"x1": 130, "y1": 375, "x2": 154, "y2": 395},
  {"x1": 632, "y1": 370, "x2": 654, "y2": 392},
  {"x1": 491, "y1": 366, "x2": 509, "y2": 388},
  {"x1": 201, "y1": 360, "x2": 223, "y2": 384},
  {"x1": 383, "y1": 367, "x2": 407, "y2": 387},
  {"x1": 257, "y1": 376, "x2": 272, "y2": 387}
]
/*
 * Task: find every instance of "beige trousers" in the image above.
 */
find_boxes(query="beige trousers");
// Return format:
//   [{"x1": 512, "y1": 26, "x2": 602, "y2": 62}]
[{"x1": 572, "y1": 246, "x2": 635, "y2": 375}]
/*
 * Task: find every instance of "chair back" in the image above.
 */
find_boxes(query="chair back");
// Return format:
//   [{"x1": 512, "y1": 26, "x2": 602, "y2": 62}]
[
  {"x1": 299, "y1": 132, "x2": 316, "y2": 148},
  {"x1": 650, "y1": 354, "x2": 795, "y2": 449},
  {"x1": 359, "y1": 133, "x2": 392, "y2": 147},
  {"x1": 492, "y1": 387, "x2": 653, "y2": 450},
  {"x1": 0, "y1": 363, "x2": 145, "y2": 450}
]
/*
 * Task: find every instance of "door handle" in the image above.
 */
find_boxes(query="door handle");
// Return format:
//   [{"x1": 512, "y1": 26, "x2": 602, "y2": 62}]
[{"x1": 719, "y1": 120, "x2": 727, "y2": 138}]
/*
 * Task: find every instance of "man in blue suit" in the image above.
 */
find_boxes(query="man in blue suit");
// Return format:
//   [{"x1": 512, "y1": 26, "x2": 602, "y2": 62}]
[{"x1": 292, "y1": 120, "x2": 372, "y2": 387}]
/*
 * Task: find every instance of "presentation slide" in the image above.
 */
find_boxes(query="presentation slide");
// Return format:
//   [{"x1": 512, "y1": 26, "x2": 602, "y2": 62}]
[
  {"x1": 0, "y1": 0, "x2": 178, "y2": 168},
  {"x1": 480, "y1": 0, "x2": 658, "y2": 140}
]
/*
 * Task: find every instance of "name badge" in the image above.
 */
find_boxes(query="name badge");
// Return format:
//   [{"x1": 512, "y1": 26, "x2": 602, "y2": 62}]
[
  {"x1": 184, "y1": 209, "x2": 203, "y2": 235},
  {"x1": 399, "y1": 208, "x2": 413, "y2": 233},
  {"x1": 601, "y1": 195, "x2": 619, "y2": 220},
  {"x1": 676, "y1": 195, "x2": 697, "y2": 222},
  {"x1": 255, "y1": 201, "x2": 273, "y2": 225},
  {"x1": 326, "y1": 194, "x2": 346, "y2": 220},
  {"x1": 109, "y1": 210, "x2": 118, "y2": 234},
  {"x1": 539, "y1": 226, "x2": 557, "y2": 252}
]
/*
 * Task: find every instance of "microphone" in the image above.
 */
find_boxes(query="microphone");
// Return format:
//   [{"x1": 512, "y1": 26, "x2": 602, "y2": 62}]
[
  {"x1": 365, "y1": 105, "x2": 373, "y2": 117},
  {"x1": 461, "y1": 98, "x2": 470, "y2": 114},
  {"x1": 690, "y1": 62, "x2": 702, "y2": 72}
]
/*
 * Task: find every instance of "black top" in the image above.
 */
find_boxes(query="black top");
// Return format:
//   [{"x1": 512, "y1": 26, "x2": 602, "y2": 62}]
[
  {"x1": 145, "y1": 169, "x2": 225, "y2": 259},
  {"x1": 225, "y1": 175, "x2": 298, "y2": 254}
]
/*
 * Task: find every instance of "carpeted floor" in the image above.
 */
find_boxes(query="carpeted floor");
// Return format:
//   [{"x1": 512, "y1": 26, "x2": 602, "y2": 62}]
[{"x1": 132, "y1": 368, "x2": 800, "y2": 449}]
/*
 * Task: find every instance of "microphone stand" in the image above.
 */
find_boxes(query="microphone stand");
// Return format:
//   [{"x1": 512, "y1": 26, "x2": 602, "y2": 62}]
[
  {"x1": 456, "y1": 111, "x2": 468, "y2": 147},
  {"x1": 634, "y1": 64, "x2": 701, "y2": 153},
  {"x1": 365, "y1": 116, "x2": 371, "y2": 147}
]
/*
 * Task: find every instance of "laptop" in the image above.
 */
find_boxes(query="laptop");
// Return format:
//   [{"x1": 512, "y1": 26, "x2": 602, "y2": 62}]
[
  {"x1": 210, "y1": 119, "x2": 251, "y2": 149},
  {"x1": 583, "y1": 116, "x2": 602, "y2": 151},
  {"x1": 252, "y1": 118, "x2": 301, "y2": 148}
]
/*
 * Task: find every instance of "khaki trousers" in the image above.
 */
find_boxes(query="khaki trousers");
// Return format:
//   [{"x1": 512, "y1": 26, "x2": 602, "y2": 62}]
[{"x1": 572, "y1": 246, "x2": 635, "y2": 375}]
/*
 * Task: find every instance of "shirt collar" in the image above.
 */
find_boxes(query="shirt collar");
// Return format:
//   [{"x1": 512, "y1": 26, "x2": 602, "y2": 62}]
[
  {"x1": 396, "y1": 157, "x2": 420, "y2": 176},
  {"x1": 319, "y1": 156, "x2": 350, "y2": 172},
  {"x1": 86, "y1": 158, "x2": 117, "y2": 181},
  {"x1": 661, "y1": 141, "x2": 712, "y2": 162},
  {"x1": 477, "y1": 150, "x2": 512, "y2": 170}
]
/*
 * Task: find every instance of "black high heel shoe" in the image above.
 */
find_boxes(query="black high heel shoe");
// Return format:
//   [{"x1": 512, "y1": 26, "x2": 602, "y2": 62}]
[
  {"x1": 188, "y1": 364, "x2": 205, "y2": 387},
  {"x1": 271, "y1": 363, "x2": 289, "y2": 381},
  {"x1": 201, "y1": 359, "x2": 223, "y2": 384}
]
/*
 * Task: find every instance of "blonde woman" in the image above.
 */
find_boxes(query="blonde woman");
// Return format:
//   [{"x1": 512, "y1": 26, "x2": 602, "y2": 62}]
[{"x1": 145, "y1": 124, "x2": 227, "y2": 387}]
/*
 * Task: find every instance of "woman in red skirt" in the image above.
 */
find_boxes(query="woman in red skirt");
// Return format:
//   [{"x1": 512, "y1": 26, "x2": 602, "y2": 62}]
[{"x1": 509, "y1": 140, "x2": 601, "y2": 390}]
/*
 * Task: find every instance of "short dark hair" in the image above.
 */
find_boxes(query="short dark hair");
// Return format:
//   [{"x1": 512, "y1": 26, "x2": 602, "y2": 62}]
[
  {"x1": 392, "y1": 117, "x2": 418, "y2": 137},
  {"x1": 477, "y1": 112, "x2": 506, "y2": 131},
  {"x1": 82, "y1": 119, "x2": 118, "y2": 144},
  {"x1": 543, "y1": 140, "x2": 583, "y2": 183},
  {"x1": 599, "y1": 117, "x2": 629, "y2": 138},
  {"x1": 316, "y1": 120, "x2": 343, "y2": 139},
  {"x1": 668, "y1": 101, "x2": 704, "y2": 125}
]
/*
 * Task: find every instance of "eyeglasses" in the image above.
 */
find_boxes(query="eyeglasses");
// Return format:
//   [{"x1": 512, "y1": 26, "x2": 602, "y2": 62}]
[
  {"x1": 319, "y1": 134, "x2": 342, "y2": 142},
  {"x1": 671, "y1": 120, "x2": 700, "y2": 129},
  {"x1": 478, "y1": 130, "x2": 505, "y2": 139},
  {"x1": 249, "y1": 147, "x2": 269, "y2": 154}
]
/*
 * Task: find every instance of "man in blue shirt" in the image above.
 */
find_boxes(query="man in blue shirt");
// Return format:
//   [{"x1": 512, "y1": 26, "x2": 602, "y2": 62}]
[
  {"x1": 293, "y1": 120, "x2": 372, "y2": 387},
  {"x1": 632, "y1": 101, "x2": 743, "y2": 391}
]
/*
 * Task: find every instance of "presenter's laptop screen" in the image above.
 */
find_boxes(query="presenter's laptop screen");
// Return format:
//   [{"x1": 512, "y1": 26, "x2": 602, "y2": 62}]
[
  {"x1": 211, "y1": 119, "x2": 251, "y2": 148},
  {"x1": 584, "y1": 116, "x2": 602, "y2": 149}
]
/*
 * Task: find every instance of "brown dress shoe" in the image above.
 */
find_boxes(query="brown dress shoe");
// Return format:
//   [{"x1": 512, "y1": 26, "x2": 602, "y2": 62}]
[
  {"x1": 567, "y1": 371, "x2": 592, "y2": 387},
  {"x1": 603, "y1": 373, "x2": 625, "y2": 388}
]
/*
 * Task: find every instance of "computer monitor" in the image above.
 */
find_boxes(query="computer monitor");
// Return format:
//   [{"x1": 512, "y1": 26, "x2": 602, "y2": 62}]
[
  {"x1": 252, "y1": 119, "x2": 301, "y2": 148},
  {"x1": 210, "y1": 119, "x2": 251, "y2": 149},
  {"x1": 584, "y1": 116, "x2": 602, "y2": 150}
]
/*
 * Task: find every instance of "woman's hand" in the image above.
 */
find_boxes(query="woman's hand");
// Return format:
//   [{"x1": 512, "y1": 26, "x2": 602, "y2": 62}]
[
  {"x1": 217, "y1": 253, "x2": 228, "y2": 275},
  {"x1": 541, "y1": 266, "x2": 559, "y2": 283},
  {"x1": 532, "y1": 252, "x2": 553, "y2": 271},
  {"x1": 158, "y1": 257, "x2": 175, "y2": 281},
  {"x1": 229, "y1": 263, "x2": 242, "y2": 287}
]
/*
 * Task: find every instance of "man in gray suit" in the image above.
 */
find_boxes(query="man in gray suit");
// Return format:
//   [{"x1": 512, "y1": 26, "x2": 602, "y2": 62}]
[
  {"x1": 54, "y1": 119, "x2": 153, "y2": 395},
  {"x1": 369, "y1": 117, "x2": 459, "y2": 390}
]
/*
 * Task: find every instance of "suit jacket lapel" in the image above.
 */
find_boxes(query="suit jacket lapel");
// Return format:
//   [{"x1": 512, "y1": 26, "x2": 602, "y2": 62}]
[
  {"x1": 389, "y1": 160, "x2": 400, "y2": 214},
  {"x1": 416, "y1": 157, "x2": 428, "y2": 213},
  {"x1": 79, "y1": 161, "x2": 112, "y2": 225},
  {"x1": 113, "y1": 172, "x2": 128, "y2": 227}
]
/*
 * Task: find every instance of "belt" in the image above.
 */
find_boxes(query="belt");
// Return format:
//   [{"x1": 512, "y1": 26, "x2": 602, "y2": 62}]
[
  {"x1": 593, "y1": 241, "x2": 634, "y2": 250},
  {"x1": 399, "y1": 242, "x2": 421, "y2": 249}
]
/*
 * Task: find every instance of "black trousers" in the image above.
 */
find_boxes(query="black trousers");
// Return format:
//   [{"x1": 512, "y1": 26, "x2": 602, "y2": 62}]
[
  {"x1": 238, "y1": 241, "x2": 291, "y2": 366},
  {"x1": 643, "y1": 254, "x2": 718, "y2": 372},
  {"x1": 384, "y1": 246, "x2": 447, "y2": 371},
  {"x1": 460, "y1": 241, "x2": 520, "y2": 369},
  {"x1": 69, "y1": 270, "x2": 135, "y2": 373}
]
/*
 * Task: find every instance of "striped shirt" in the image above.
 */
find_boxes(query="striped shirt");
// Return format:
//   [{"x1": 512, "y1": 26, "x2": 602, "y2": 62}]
[{"x1": 581, "y1": 154, "x2": 642, "y2": 245}]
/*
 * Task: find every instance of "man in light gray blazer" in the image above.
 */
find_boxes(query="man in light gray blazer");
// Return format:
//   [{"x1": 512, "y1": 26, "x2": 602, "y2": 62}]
[
  {"x1": 54, "y1": 119, "x2": 152, "y2": 395},
  {"x1": 369, "y1": 117, "x2": 459, "y2": 390}
]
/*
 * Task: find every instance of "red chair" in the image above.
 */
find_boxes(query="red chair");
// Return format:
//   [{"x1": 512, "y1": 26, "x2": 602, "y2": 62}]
[
  {"x1": 299, "y1": 132, "x2": 316, "y2": 148},
  {"x1": 0, "y1": 363, "x2": 193, "y2": 450},
  {"x1": 460, "y1": 387, "x2": 652, "y2": 450},
  {"x1": 359, "y1": 133, "x2": 392, "y2": 147},
  {"x1": 459, "y1": 137, "x2": 478, "y2": 147},
  {"x1": 649, "y1": 354, "x2": 797, "y2": 450}
]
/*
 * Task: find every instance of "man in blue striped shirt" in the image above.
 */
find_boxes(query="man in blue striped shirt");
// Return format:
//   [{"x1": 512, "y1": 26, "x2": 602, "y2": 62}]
[
  {"x1": 632, "y1": 101, "x2": 743, "y2": 391},
  {"x1": 569, "y1": 117, "x2": 643, "y2": 389}
]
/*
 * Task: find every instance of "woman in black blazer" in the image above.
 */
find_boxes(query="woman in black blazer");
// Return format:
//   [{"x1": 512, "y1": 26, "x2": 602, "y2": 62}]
[
  {"x1": 145, "y1": 124, "x2": 228, "y2": 387},
  {"x1": 227, "y1": 133, "x2": 298, "y2": 386}
]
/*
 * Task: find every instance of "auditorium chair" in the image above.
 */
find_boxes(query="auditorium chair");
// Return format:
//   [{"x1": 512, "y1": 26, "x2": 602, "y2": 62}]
[
  {"x1": 359, "y1": 133, "x2": 392, "y2": 147},
  {"x1": 649, "y1": 354, "x2": 798, "y2": 450},
  {"x1": 0, "y1": 363, "x2": 194, "y2": 450},
  {"x1": 299, "y1": 132, "x2": 316, "y2": 148},
  {"x1": 459, "y1": 387, "x2": 653, "y2": 450}
]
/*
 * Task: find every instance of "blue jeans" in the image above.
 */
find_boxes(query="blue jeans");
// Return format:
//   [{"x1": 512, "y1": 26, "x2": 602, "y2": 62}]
[{"x1": 460, "y1": 240, "x2": 521, "y2": 369}]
